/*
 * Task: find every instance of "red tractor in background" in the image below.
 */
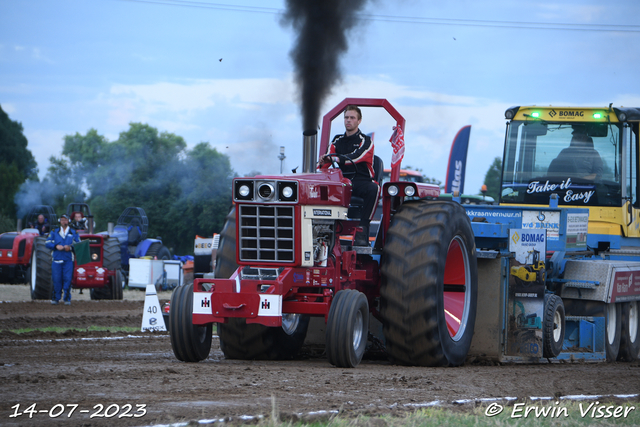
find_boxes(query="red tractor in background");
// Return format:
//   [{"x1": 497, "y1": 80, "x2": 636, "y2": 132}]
[
  {"x1": 0, "y1": 205, "x2": 56, "y2": 286},
  {"x1": 170, "y1": 98, "x2": 478, "y2": 368},
  {"x1": 30, "y1": 203, "x2": 123, "y2": 300}
]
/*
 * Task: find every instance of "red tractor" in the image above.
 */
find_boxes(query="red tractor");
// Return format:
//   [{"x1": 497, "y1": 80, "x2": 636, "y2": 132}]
[
  {"x1": 0, "y1": 205, "x2": 56, "y2": 287},
  {"x1": 30, "y1": 203, "x2": 123, "y2": 300},
  {"x1": 169, "y1": 98, "x2": 478, "y2": 367}
]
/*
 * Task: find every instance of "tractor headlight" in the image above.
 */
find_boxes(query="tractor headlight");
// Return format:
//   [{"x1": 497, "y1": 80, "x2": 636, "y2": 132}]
[
  {"x1": 277, "y1": 181, "x2": 298, "y2": 202},
  {"x1": 239, "y1": 185, "x2": 251, "y2": 197},
  {"x1": 7, "y1": 251, "x2": 12, "y2": 258},
  {"x1": 404, "y1": 186, "x2": 416, "y2": 197},
  {"x1": 388, "y1": 185, "x2": 399, "y2": 196},
  {"x1": 92, "y1": 253, "x2": 99, "y2": 261},
  {"x1": 234, "y1": 180, "x2": 254, "y2": 201},
  {"x1": 282, "y1": 186, "x2": 293, "y2": 198}
]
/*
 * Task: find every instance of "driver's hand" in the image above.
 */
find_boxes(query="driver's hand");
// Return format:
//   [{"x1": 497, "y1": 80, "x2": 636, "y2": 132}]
[{"x1": 318, "y1": 155, "x2": 334, "y2": 167}]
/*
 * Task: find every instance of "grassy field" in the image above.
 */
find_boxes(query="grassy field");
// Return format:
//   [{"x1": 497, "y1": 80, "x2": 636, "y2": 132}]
[{"x1": 258, "y1": 403, "x2": 640, "y2": 427}]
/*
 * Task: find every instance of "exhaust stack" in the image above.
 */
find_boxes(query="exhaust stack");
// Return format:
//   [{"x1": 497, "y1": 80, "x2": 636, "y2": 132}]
[{"x1": 302, "y1": 129, "x2": 318, "y2": 173}]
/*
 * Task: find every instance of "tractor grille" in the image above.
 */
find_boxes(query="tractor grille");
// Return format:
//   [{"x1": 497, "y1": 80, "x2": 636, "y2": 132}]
[{"x1": 238, "y1": 205, "x2": 294, "y2": 263}]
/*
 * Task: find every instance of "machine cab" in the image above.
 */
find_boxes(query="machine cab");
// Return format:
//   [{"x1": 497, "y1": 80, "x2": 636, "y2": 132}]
[{"x1": 500, "y1": 106, "x2": 640, "y2": 248}]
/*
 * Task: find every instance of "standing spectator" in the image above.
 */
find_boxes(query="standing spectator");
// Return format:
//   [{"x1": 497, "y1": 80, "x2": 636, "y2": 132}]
[{"x1": 45, "y1": 214, "x2": 80, "y2": 305}]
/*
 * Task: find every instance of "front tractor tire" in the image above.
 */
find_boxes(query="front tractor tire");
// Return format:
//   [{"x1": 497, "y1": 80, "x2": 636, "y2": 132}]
[
  {"x1": 326, "y1": 289, "x2": 369, "y2": 368},
  {"x1": 214, "y1": 207, "x2": 238, "y2": 279},
  {"x1": 30, "y1": 237, "x2": 52, "y2": 300},
  {"x1": 170, "y1": 283, "x2": 213, "y2": 362},
  {"x1": 380, "y1": 200, "x2": 478, "y2": 366}
]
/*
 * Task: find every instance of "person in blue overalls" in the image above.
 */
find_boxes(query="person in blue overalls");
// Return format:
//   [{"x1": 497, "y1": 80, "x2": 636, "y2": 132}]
[{"x1": 45, "y1": 214, "x2": 80, "y2": 305}]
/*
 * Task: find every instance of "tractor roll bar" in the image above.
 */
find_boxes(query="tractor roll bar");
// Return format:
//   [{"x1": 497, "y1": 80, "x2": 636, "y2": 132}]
[{"x1": 319, "y1": 98, "x2": 406, "y2": 182}]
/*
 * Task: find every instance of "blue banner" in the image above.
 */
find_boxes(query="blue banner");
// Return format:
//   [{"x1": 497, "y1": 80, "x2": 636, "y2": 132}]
[{"x1": 445, "y1": 125, "x2": 471, "y2": 194}]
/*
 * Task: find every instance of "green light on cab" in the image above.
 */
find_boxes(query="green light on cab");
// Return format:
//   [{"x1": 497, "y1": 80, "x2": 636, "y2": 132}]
[
  {"x1": 531, "y1": 112, "x2": 540, "y2": 118},
  {"x1": 593, "y1": 113, "x2": 602, "y2": 119}
]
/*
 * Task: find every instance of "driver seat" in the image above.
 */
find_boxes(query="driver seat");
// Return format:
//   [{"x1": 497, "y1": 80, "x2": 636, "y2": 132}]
[
  {"x1": 127, "y1": 218, "x2": 142, "y2": 246},
  {"x1": 347, "y1": 155, "x2": 383, "y2": 219}
]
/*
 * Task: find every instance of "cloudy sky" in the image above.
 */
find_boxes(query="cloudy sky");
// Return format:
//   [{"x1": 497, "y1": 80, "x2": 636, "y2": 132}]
[{"x1": 2, "y1": 0, "x2": 640, "y2": 193}]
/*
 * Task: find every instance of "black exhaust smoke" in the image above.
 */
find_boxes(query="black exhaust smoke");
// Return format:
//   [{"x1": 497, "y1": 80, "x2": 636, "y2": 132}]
[{"x1": 283, "y1": 0, "x2": 368, "y2": 153}]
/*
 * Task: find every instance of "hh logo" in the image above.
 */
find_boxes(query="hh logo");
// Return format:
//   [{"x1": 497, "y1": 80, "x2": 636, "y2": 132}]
[
  {"x1": 201, "y1": 297, "x2": 210, "y2": 308},
  {"x1": 261, "y1": 299, "x2": 271, "y2": 310}
]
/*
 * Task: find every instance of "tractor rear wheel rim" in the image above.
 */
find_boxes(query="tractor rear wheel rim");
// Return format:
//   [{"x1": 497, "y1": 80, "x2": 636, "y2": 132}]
[
  {"x1": 630, "y1": 301, "x2": 639, "y2": 343},
  {"x1": 353, "y1": 310, "x2": 363, "y2": 350},
  {"x1": 282, "y1": 313, "x2": 300, "y2": 336},
  {"x1": 553, "y1": 309, "x2": 562, "y2": 342},
  {"x1": 607, "y1": 303, "x2": 617, "y2": 345},
  {"x1": 443, "y1": 236, "x2": 471, "y2": 341}
]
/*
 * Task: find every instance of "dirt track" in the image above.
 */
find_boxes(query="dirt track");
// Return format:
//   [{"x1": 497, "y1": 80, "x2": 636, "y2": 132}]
[{"x1": 1, "y1": 284, "x2": 640, "y2": 426}]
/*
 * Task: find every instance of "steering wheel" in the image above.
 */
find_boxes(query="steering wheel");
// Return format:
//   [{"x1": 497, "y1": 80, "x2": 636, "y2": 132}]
[{"x1": 324, "y1": 154, "x2": 357, "y2": 180}]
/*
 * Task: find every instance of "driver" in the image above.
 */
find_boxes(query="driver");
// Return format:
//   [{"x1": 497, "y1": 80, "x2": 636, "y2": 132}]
[
  {"x1": 319, "y1": 105, "x2": 378, "y2": 247},
  {"x1": 548, "y1": 132, "x2": 603, "y2": 180}
]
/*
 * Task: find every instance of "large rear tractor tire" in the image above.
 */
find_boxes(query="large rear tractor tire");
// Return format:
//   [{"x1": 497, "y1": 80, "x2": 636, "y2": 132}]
[
  {"x1": 170, "y1": 283, "x2": 212, "y2": 362},
  {"x1": 30, "y1": 237, "x2": 52, "y2": 300},
  {"x1": 605, "y1": 302, "x2": 622, "y2": 362},
  {"x1": 543, "y1": 294, "x2": 565, "y2": 358},
  {"x1": 214, "y1": 207, "x2": 238, "y2": 279},
  {"x1": 147, "y1": 243, "x2": 171, "y2": 260},
  {"x1": 619, "y1": 301, "x2": 640, "y2": 361},
  {"x1": 326, "y1": 289, "x2": 369, "y2": 368},
  {"x1": 380, "y1": 201, "x2": 478, "y2": 366},
  {"x1": 214, "y1": 207, "x2": 310, "y2": 360},
  {"x1": 218, "y1": 314, "x2": 310, "y2": 360},
  {"x1": 95, "y1": 238, "x2": 124, "y2": 300}
]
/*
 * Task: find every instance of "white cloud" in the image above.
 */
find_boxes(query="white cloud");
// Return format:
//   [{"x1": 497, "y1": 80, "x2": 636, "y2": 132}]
[
  {"x1": 109, "y1": 77, "x2": 296, "y2": 115},
  {"x1": 100, "y1": 74, "x2": 511, "y2": 188},
  {"x1": 24, "y1": 129, "x2": 67, "y2": 178}
]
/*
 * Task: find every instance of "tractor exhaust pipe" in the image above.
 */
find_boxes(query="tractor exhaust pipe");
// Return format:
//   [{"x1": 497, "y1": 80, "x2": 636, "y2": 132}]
[
  {"x1": 17, "y1": 219, "x2": 22, "y2": 232},
  {"x1": 302, "y1": 129, "x2": 317, "y2": 173}
]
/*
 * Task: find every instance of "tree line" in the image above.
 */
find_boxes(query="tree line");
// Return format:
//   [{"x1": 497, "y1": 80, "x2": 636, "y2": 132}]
[{"x1": 1, "y1": 106, "x2": 234, "y2": 255}]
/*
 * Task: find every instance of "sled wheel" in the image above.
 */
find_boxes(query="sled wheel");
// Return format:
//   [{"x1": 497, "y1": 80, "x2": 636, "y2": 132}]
[
  {"x1": 380, "y1": 200, "x2": 478, "y2": 366},
  {"x1": 326, "y1": 289, "x2": 369, "y2": 368},
  {"x1": 30, "y1": 237, "x2": 52, "y2": 300},
  {"x1": 169, "y1": 283, "x2": 212, "y2": 362},
  {"x1": 619, "y1": 301, "x2": 640, "y2": 361},
  {"x1": 543, "y1": 294, "x2": 565, "y2": 358},
  {"x1": 605, "y1": 303, "x2": 621, "y2": 362},
  {"x1": 214, "y1": 207, "x2": 238, "y2": 278}
]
